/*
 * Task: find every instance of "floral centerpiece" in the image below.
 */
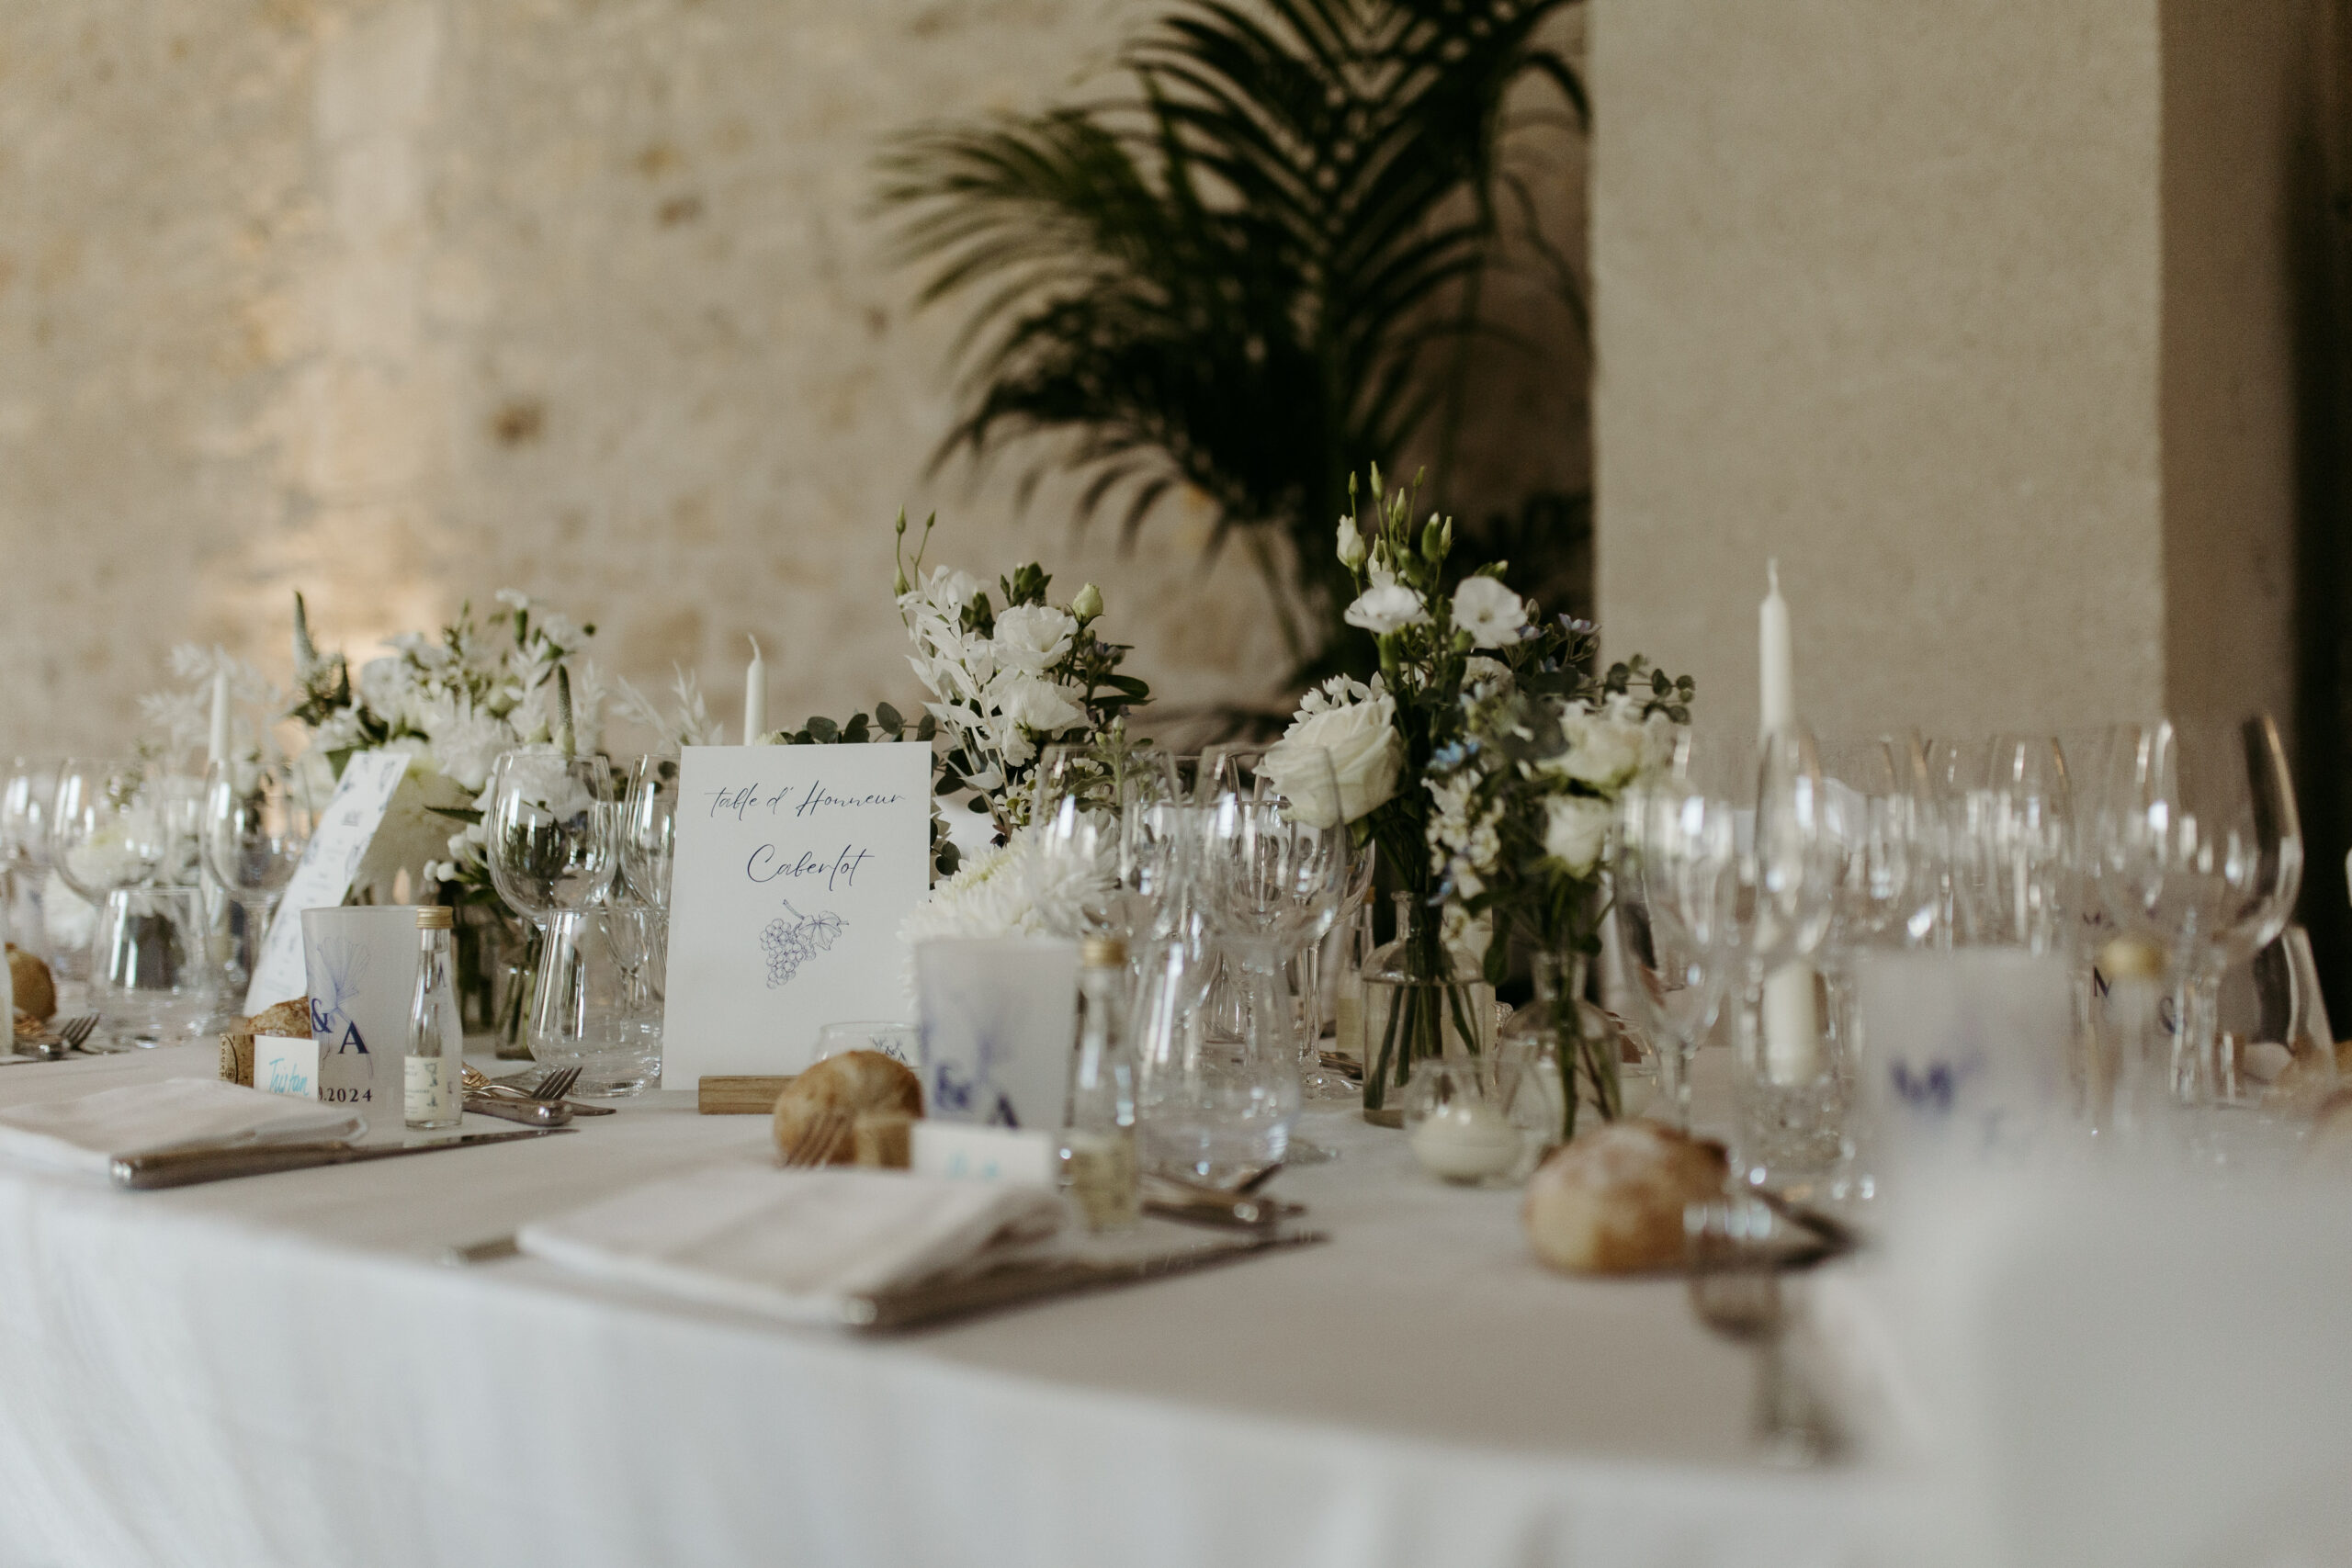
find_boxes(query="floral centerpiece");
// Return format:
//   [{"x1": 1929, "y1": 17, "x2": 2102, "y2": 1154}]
[
  {"x1": 891, "y1": 511, "x2": 1149, "y2": 839},
  {"x1": 1263, "y1": 468, "x2": 1691, "y2": 1131}
]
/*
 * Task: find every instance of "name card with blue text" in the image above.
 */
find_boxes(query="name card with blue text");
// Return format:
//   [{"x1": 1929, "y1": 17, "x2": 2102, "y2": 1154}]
[{"x1": 660, "y1": 743, "x2": 933, "y2": 1087}]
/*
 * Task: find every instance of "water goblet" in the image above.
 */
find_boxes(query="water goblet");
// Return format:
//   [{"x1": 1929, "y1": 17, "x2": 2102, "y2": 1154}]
[
  {"x1": 1611, "y1": 781, "x2": 1740, "y2": 1130},
  {"x1": 2089, "y1": 715, "x2": 2302, "y2": 1127}
]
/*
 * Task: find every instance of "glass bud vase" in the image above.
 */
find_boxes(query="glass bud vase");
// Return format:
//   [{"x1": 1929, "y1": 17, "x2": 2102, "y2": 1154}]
[
  {"x1": 1493, "y1": 953, "x2": 1657, "y2": 1153},
  {"x1": 1360, "y1": 894, "x2": 1495, "y2": 1127}
]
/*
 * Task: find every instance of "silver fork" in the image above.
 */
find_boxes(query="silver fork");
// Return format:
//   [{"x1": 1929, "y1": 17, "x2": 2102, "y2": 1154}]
[
  {"x1": 528, "y1": 1066, "x2": 581, "y2": 1101},
  {"x1": 59, "y1": 1014, "x2": 107, "y2": 1055}
]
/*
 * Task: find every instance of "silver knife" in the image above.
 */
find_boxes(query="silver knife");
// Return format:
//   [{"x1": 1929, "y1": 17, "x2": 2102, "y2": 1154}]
[{"x1": 111, "y1": 1127, "x2": 571, "y2": 1190}]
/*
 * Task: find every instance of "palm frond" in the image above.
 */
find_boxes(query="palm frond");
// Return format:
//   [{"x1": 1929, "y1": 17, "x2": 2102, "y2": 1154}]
[{"x1": 880, "y1": 0, "x2": 1587, "y2": 674}]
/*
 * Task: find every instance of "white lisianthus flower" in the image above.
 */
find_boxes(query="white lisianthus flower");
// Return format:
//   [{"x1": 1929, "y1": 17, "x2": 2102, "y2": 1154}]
[
  {"x1": 1543, "y1": 794, "x2": 1613, "y2": 875},
  {"x1": 1070, "y1": 582, "x2": 1103, "y2": 624},
  {"x1": 1544, "y1": 701, "x2": 1651, "y2": 791},
  {"x1": 990, "y1": 604, "x2": 1079, "y2": 674},
  {"x1": 1269, "y1": 690, "x2": 1404, "y2": 828},
  {"x1": 1343, "y1": 582, "x2": 1427, "y2": 636},
  {"x1": 1451, "y1": 575, "x2": 1529, "y2": 649},
  {"x1": 1336, "y1": 514, "x2": 1368, "y2": 570},
  {"x1": 992, "y1": 673, "x2": 1088, "y2": 737},
  {"x1": 358, "y1": 657, "x2": 414, "y2": 720},
  {"x1": 1463, "y1": 656, "x2": 1512, "y2": 692}
]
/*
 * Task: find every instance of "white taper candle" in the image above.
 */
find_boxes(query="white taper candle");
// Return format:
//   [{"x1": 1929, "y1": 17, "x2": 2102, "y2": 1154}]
[
  {"x1": 742, "y1": 636, "x2": 766, "y2": 745},
  {"x1": 206, "y1": 669, "x2": 231, "y2": 766},
  {"x1": 1759, "y1": 558, "x2": 1793, "y2": 737}
]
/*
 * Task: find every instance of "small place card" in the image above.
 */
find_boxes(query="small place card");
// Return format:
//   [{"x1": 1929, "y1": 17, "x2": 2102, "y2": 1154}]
[
  {"x1": 253, "y1": 1036, "x2": 375, "y2": 1111},
  {"x1": 244, "y1": 750, "x2": 412, "y2": 1013},
  {"x1": 910, "y1": 1122, "x2": 1060, "y2": 1189},
  {"x1": 660, "y1": 743, "x2": 934, "y2": 1088}
]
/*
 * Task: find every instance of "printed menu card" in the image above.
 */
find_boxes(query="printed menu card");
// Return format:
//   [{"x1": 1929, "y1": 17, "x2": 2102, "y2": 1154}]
[{"x1": 660, "y1": 743, "x2": 933, "y2": 1087}]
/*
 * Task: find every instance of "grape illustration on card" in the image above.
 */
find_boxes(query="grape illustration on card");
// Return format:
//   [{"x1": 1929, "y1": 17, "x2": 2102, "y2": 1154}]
[{"x1": 660, "y1": 743, "x2": 933, "y2": 1087}]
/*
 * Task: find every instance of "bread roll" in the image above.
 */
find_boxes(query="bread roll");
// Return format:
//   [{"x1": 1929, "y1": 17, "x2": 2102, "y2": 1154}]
[
  {"x1": 245, "y1": 998, "x2": 311, "y2": 1039},
  {"x1": 1522, "y1": 1121, "x2": 1729, "y2": 1275},
  {"x1": 6, "y1": 944, "x2": 54, "y2": 1022},
  {"x1": 772, "y1": 1050, "x2": 922, "y2": 1165}
]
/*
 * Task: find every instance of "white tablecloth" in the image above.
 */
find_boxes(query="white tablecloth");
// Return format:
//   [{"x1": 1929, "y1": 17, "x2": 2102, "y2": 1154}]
[{"x1": 0, "y1": 1046, "x2": 1905, "y2": 1568}]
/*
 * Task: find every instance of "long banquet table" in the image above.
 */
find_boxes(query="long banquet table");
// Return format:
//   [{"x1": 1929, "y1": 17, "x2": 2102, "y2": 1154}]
[{"x1": 0, "y1": 1044, "x2": 1905, "y2": 1568}]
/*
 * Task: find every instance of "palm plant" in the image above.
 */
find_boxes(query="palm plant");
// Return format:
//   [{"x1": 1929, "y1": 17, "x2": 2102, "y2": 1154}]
[{"x1": 879, "y1": 0, "x2": 1586, "y2": 679}]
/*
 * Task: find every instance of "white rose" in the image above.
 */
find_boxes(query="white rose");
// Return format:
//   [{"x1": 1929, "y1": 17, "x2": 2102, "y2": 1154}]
[
  {"x1": 1544, "y1": 703, "x2": 1650, "y2": 791},
  {"x1": 1343, "y1": 582, "x2": 1427, "y2": 637},
  {"x1": 1451, "y1": 575, "x2": 1529, "y2": 649},
  {"x1": 1543, "y1": 794, "x2": 1612, "y2": 875},
  {"x1": 990, "y1": 604, "x2": 1079, "y2": 674},
  {"x1": 1270, "y1": 692, "x2": 1404, "y2": 828}
]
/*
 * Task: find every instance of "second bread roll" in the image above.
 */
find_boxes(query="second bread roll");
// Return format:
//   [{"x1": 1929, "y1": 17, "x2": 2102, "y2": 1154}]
[{"x1": 772, "y1": 1050, "x2": 923, "y2": 1165}]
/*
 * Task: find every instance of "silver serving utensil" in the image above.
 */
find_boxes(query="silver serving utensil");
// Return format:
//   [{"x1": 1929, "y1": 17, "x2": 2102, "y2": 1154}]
[
  {"x1": 1139, "y1": 1171, "x2": 1305, "y2": 1230},
  {"x1": 111, "y1": 1127, "x2": 572, "y2": 1190},
  {"x1": 841, "y1": 1226, "x2": 1328, "y2": 1331},
  {"x1": 458, "y1": 1066, "x2": 616, "y2": 1114},
  {"x1": 463, "y1": 1093, "x2": 572, "y2": 1127}
]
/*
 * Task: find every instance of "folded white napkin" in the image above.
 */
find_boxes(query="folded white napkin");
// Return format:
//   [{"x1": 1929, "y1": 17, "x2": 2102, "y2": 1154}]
[
  {"x1": 517, "y1": 1167, "x2": 1070, "y2": 1326},
  {"x1": 0, "y1": 1077, "x2": 367, "y2": 1177}
]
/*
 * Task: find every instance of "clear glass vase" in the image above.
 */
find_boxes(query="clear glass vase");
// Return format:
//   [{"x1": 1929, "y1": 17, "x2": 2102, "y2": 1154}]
[
  {"x1": 1359, "y1": 894, "x2": 1495, "y2": 1127},
  {"x1": 1492, "y1": 953, "x2": 1656, "y2": 1150}
]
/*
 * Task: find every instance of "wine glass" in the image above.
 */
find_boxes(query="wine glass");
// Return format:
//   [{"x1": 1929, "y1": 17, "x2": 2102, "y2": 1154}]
[
  {"x1": 2, "y1": 759, "x2": 60, "y2": 971},
  {"x1": 484, "y1": 750, "x2": 616, "y2": 931},
  {"x1": 51, "y1": 759, "x2": 175, "y2": 906},
  {"x1": 198, "y1": 758, "x2": 316, "y2": 994},
  {"x1": 1611, "y1": 781, "x2": 1739, "y2": 1129},
  {"x1": 2090, "y1": 715, "x2": 2303, "y2": 1117},
  {"x1": 1976, "y1": 735, "x2": 2074, "y2": 955},
  {"x1": 1031, "y1": 744, "x2": 1187, "y2": 953},
  {"x1": 618, "y1": 756, "x2": 680, "y2": 910}
]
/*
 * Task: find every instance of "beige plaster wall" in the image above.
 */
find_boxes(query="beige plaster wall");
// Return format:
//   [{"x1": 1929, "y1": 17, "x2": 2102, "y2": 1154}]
[
  {"x1": 1591, "y1": 0, "x2": 2305, "y2": 752},
  {"x1": 0, "y1": 0, "x2": 1308, "y2": 754}
]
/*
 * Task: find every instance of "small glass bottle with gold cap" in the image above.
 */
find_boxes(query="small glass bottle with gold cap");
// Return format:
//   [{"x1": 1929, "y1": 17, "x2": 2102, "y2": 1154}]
[
  {"x1": 405, "y1": 905, "x2": 461, "y2": 1131},
  {"x1": 1062, "y1": 934, "x2": 1139, "y2": 1230}
]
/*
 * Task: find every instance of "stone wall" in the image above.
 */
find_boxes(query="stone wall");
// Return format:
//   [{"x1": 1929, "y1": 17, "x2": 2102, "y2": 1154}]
[{"x1": 0, "y1": 0, "x2": 1342, "y2": 753}]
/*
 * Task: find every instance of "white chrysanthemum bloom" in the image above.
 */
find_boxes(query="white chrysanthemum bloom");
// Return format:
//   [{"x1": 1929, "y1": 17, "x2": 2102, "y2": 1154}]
[
  {"x1": 421, "y1": 697, "x2": 515, "y2": 794},
  {"x1": 990, "y1": 604, "x2": 1078, "y2": 674},
  {"x1": 311, "y1": 708, "x2": 364, "y2": 757},
  {"x1": 1543, "y1": 700, "x2": 1651, "y2": 792},
  {"x1": 1343, "y1": 581, "x2": 1427, "y2": 636},
  {"x1": 358, "y1": 656, "x2": 414, "y2": 719},
  {"x1": 1451, "y1": 575, "x2": 1529, "y2": 649},
  {"x1": 1543, "y1": 794, "x2": 1613, "y2": 875},
  {"x1": 898, "y1": 831, "x2": 1060, "y2": 993},
  {"x1": 1270, "y1": 687, "x2": 1404, "y2": 828}
]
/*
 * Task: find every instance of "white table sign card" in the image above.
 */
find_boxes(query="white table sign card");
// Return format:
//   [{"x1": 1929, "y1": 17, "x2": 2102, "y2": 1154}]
[
  {"x1": 243, "y1": 750, "x2": 413, "y2": 1015},
  {"x1": 660, "y1": 743, "x2": 933, "y2": 1087}
]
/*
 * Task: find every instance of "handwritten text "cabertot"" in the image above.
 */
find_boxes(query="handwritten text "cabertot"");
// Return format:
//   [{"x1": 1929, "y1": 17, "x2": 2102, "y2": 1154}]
[
  {"x1": 746, "y1": 843, "x2": 875, "y2": 893},
  {"x1": 704, "y1": 781, "x2": 908, "y2": 822}
]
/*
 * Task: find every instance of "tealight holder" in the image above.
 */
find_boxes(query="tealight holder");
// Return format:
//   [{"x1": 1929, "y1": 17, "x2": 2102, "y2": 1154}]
[{"x1": 1401, "y1": 1057, "x2": 1522, "y2": 1187}]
